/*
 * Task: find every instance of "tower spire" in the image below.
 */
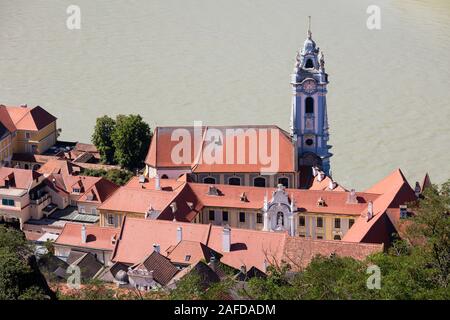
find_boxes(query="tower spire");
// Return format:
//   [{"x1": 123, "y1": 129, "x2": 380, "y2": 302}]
[{"x1": 307, "y1": 16, "x2": 312, "y2": 39}]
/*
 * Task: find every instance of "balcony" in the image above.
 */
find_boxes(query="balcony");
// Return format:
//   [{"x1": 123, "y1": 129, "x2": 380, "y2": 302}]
[{"x1": 30, "y1": 193, "x2": 51, "y2": 205}]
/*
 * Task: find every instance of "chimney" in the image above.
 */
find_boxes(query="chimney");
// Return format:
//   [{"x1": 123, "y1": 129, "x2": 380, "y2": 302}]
[
  {"x1": 400, "y1": 205, "x2": 408, "y2": 219},
  {"x1": 20, "y1": 103, "x2": 27, "y2": 108},
  {"x1": 222, "y1": 226, "x2": 231, "y2": 253},
  {"x1": 346, "y1": 189, "x2": 358, "y2": 204},
  {"x1": 414, "y1": 182, "x2": 421, "y2": 197},
  {"x1": 155, "y1": 174, "x2": 161, "y2": 191},
  {"x1": 367, "y1": 201, "x2": 374, "y2": 221},
  {"x1": 111, "y1": 235, "x2": 117, "y2": 245},
  {"x1": 312, "y1": 166, "x2": 319, "y2": 177},
  {"x1": 170, "y1": 202, "x2": 177, "y2": 213},
  {"x1": 328, "y1": 179, "x2": 336, "y2": 190},
  {"x1": 262, "y1": 259, "x2": 268, "y2": 273},
  {"x1": 81, "y1": 224, "x2": 87, "y2": 243},
  {"x1": 240, "y1": 264, "x2": 247, "y2": 275},
  {"x1": 317, "y1": 171, "x2": 325, "y2": 182},
  {"x1": 176, "y1": 226, "x2": 182, "y2": 243},
  {"x1": 209, "y1": 256, "x2": 217, "y2": 272},
  {"x1": 153, "y1": 243, "x2": 160, "y2": 253}
]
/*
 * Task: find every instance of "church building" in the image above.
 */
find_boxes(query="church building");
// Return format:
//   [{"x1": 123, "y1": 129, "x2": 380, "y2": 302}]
[{"x1": 144, "y1": 23, "x2": 332, "y2": 188}]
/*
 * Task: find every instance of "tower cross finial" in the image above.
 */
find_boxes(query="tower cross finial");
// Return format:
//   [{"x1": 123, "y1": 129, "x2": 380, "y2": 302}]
[{"x1": 307, "y1": 16, "x2": 312, "y2": 38}]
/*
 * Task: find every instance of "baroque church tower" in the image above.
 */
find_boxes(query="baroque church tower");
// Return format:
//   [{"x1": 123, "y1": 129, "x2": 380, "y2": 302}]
[{"x1": 290, "y1": 18, "x2": 332, "y2": 175}]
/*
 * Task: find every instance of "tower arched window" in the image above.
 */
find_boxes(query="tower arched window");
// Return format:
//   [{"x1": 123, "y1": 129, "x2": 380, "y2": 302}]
[
  {"x1": 161, "y1": 174, "x2": 168, "y2": 179},
  {"x1": 305, "y1": 59, "x2": 314, "y2": 68},
  {"x1": 305, "y1": 97, "x2": 314, "y2": 114},
  {"x1": 253, "y1": 177, "x2": 266, "y2": 187},
  {"x1": 228, "y1": 177, "x2": 241, "y2": 186}
]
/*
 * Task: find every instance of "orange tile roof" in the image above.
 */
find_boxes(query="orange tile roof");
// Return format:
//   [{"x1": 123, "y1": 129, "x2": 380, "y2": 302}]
[
  {"x1": 0, "y1": 105, "x2": 57, "y2": 131},
  {"x1": 145, "y1": 125, "x2": 296, "y2": 173},
  {"x1": 112, "y1": 218, "x2": 211, "y2": 264},
  {"x1": 38, "y1": 159, "x2": 79, "y2": 176},
  {"x1": 343, "y1": 169, "x2": 417, "y2": 243},
  {"x1": 185, "y1": 182, "x2": 378, "y2": 215},
  {"x1": 55, "y1": 223, "x2": 119, "y2": 251},
  {"x1": 0, "y1": 105, "x2": 17, "y2": 133},
  {"x1": 166, "y1": 240, "x2": 220, "y2": 265},
  {"x1": 99, "y1": 177, "x2": 379, "y2": 224},
  {"x1": 98, "y1": 186, "x2": 182, "y2": 214},
  {"x1": 44, "y1": 173, "x2": 119, "y2": 204},
  {"x1": 283, "y1": 237, "x2": 383, "y2": 270},
  {"x1": 112, "y1": 218, "x2": 382, "y2": 272},
  {"x1": 78, "y1": 178, "x2": 120, "y2": 204},
  {"x1": 309, "y1": 175, "x2": 347, "y2": 192},
  {"x1": 0, "y1": 167, "x2": 41, "y2": 189}
]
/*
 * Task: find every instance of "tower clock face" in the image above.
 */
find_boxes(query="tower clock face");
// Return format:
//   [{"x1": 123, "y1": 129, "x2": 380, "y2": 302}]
[{"x1": 303, "y1": 80, "x2": 316, "y2": 94}]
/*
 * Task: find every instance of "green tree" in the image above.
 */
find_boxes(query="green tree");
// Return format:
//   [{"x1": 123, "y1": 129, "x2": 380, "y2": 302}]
[
  {"x1": 112, "y1": 114, "x2": 152, "y2": 170},
  {"x1": 0, "y1": 226, "x2": 49, "y2": 300},
  {"x1": 169, "y1": 271, "x2": 204, "y2": 300},
  {"x1": 92, "y1": 115, "x2": 116, "y2": 164},
  {"x1": 406, "y1": 181, "x2": 450, "y2": 288},
  {"x1": 83, "y1": 168, "x2": 133, "y2": 186}
]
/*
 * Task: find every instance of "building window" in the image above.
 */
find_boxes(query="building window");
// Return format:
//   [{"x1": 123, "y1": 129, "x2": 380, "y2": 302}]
[
  {"x1": 184, "y1": 255, "x2": 191, "y2": 262},
  {"x1": 305, "y1": 97, "x2": 314, "y2": 114},
  {"x1": 239, "y1": 212, "x2": 246, "y2": 223},
  {"x1": 299, "y1": 216, "x2": 305, "y2": 227},
  {"x1": 91, "y1": 208, "x2": 97, "y2": 215},
  {"x1": 73, "y1": 188, "x2": 80, "y2": 193},
  {"x1": 334, "y1": 235, "x2": 341, "y2": 240},
  {"x1": 1, "y1": 199, "x2": 14, "y2": 206},
  {"x1": 278, "y1": 177, "x2": 289, "y2": 188},
  {"x1": 305, "y1": 139, "x2": 314, "y2": 146},
  {"x1": 334, "y1": 218, "x2": 341, "y2": 229},
  {"x1": 316, "y1": 217, "x2": 323, "y2": 228},
  {"x1": 79, "y1": 206, "x2": 86, "y2": 214},
  {"x1": 253, "y1": 177, "x2": 266, "y2": 187},
  {"x1": 209, "y1": 210, "x2": 215, "y2": 221},
  {"x1": 228, "y1": 177, "x2": 241, "y2": 186},
  {"x1": 222, "y1": 211, "x2": 228, "y2": 222},
  {"x1": 25, "y1": 132, "x2": 31, "y2": 139},
  {"x1": 107, "y1": 214, "x2": 114, "y2": 225},
  {"x1": 161, "y1": 174, "x2": 168, "y2": 179},
  {"x1": 305, "y1": 59, "x2": 314, "y2": 68},
  {"x1": 203, "y1": 177, "x2": 216, "y2": 184},
  {"x1": 349, "y1": 219, "x2": 355, "y2": 229},
  {"x1": 316, "y1": 235, "x2": 323, "y2": 240},
  {"x1": 257, "y1": 213, "x2": 263, "y2": 224}
]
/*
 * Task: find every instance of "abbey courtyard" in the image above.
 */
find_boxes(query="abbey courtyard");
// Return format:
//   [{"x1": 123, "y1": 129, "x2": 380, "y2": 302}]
[{"x1": 0, "y1": 25, "x2": 433, "y2": 291}]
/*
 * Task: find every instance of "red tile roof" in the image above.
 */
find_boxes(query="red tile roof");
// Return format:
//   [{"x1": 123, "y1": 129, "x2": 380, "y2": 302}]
[
  {"x1": 145, "y1": 125, "x2": 296, "y2": 173},
  {"x1": 343, "y1": 169, "x2": 417, "y2": 244},
  {"x1": 0, "y1": 167, "x2": 41, "y2": 189},
  {"x1": 55, "y1": 223, "x2": 119, "y2": 251},
  {"x1": 112, "y1": 217, "x2": 383, "y2": 272},
  {"x1": 166, "y1": 240, "x2": 221, "y2": 265},
  {"x1": 38, "y1": 159, "x2": 79, "y2": 176},
  {"x1": 283, "y1": 237, "x2": 383, "y2": 269},
  {"x1": 185, "y1": 183, "x2": 378, "y2": 215},
  {"x1": 44, "y1": 173, "x2": 119, "y2": 204},
  {"x1": 0, "y1": 105, "x2": 57, "y2": 131}
]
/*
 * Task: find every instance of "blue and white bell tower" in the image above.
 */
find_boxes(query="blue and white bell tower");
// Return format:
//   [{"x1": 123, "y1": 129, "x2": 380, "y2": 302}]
[{"x1": 290, "y1": 18, "x2": 332, "y2": 175}]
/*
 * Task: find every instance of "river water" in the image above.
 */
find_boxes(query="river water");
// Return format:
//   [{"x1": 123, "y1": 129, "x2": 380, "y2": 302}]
[{"x1": 1, "y1": 0, "x2": 449, "y2": 189}]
